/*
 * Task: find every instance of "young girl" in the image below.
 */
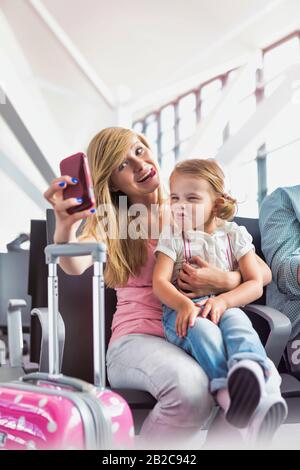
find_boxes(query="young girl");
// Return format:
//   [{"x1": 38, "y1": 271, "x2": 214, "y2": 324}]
[{"x1": 153, "y1": 158, "x2": 287, "y2": 443}]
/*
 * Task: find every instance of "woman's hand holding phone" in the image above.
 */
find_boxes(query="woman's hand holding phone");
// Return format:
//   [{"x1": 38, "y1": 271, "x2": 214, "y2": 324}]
[{"x1": 43, "y1": 175, "x2": 96, "y2": 244}]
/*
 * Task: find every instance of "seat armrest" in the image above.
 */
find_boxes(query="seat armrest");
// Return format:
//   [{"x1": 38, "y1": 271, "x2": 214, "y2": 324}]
[
  {"x1": 31, "y1": 308, "x2": 65, "y2": 373},
  {"x1": 243, "y1": 304, "x2": 291, "y2": 367}
]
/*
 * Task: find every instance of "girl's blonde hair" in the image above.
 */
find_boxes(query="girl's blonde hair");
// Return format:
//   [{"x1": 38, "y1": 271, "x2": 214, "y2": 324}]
[
  {"x1": 80, "y1": 127, "x2": 164, "y2": 288},
  {"x1": 170, "y1": 158, "x2": 237, "y2": 220}
]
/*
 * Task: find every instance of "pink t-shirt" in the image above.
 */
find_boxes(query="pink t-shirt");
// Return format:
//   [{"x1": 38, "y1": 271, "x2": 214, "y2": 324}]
[{"x1": 109, "y1": 240, "x2": 164, "y2": 347}]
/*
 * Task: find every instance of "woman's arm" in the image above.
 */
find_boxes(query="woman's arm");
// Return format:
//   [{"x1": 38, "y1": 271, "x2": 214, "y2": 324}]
[
  {"x1": 218, "y1": 251, "x2": 263, "y2": 309},
  {"x1": 255, "y1": 254, "x2": 272, "y2": 286},
  {"x1": 153, "y1": 253, "x2": 192, "y2": 311},
  {"x1": 177, "y1": 256, "x2": 242, "y2": 298},
  {"x1": 177, "y1": 253, "x2": 271, "y2": 299}
]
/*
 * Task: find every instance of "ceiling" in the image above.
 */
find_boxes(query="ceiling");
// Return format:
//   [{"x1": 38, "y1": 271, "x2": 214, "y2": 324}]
[{"x1": 2, "y1": 0, "x2": 300, "y2": 112}]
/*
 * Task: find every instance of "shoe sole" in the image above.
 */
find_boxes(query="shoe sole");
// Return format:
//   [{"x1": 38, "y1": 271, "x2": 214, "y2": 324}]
[
  {"x1": 226, "y1": 367, "x2": 261, "y2": 428},
  {"x1": 256, "y1": 402, "x2": 287, "y2": 447}
]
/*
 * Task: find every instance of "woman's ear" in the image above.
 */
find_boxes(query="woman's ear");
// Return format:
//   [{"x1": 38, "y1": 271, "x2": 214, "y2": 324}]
[
  {"x1": 110, "y1": 184, "x2": 119, "y2": 192},
  {"x1": 109, "y1": 180, "x2": 120, "y2": 192}
]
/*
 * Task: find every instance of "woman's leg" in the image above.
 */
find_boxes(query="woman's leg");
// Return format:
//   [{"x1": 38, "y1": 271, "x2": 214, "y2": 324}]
[
  {"x1": 163, "y1": 305, "x2": 228, "y2": 393},
  {"x1": 106, "y1": 334, "x2": 214, "y2": 449}
]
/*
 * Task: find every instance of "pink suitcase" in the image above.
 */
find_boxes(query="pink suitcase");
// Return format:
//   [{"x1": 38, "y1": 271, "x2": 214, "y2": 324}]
[{"x1": 0, "y1": 243, "x2": 135, "y2": 450}]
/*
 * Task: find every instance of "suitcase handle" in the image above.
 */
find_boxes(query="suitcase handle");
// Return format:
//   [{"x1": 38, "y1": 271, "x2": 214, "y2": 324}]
[
  {"x1": 45, "y1": 242, "x2": 106, "y2": 264},
  {"x1": 21, "y1": 372, "x2": 96, "y2": 394},
  {"x1": 44, "y1": 242, "x2": 107, "y2": 388}
]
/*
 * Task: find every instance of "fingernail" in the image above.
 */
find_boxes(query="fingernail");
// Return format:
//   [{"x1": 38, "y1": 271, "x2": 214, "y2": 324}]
[
  {"x1": 90, "y1": 208, "x2": 96, "y2": 214},
  {"x1": 58, "y1": 182, "x2": 66, "y2": 187},
  {"x1": 72, "y1": 177, "x2": 79, "y2": 183},
  {"x1": 76, "y1": 197, "x2": 83, "y2": 203}
]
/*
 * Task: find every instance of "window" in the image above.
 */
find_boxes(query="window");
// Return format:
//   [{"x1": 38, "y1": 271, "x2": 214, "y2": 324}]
[
  {"x1": 132, "y1": 121, "x2": 143, "y2": 133},
  {"x1": 178, "y1": 93, "x2": 197, "y2": 141},
  {"x1": 132, "y1": 31, "x2": 300, "y2": 208},
  {"x1": 144, "y1": 114, "x2": 158, "y2": 144},
  {"x1": 264, "y1": 37, "x2": 300, "y2": 96},
  {"x1": 229, "y1": 95, "x2": 256, "y2": 135},
  {"x1": 160, "y1": 105, "x2": 175, "y2": 131},
  {"x1": 201, "y1": 79, "x2": 222, "y2": 117},
  {"x1": 161, "y1": 129, "x2": 175, "y2": 154}
]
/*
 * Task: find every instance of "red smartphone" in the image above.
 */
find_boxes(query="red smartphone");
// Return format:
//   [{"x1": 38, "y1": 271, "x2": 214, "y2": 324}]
[{"x1": 59, "y1": 152, "x2": 95, "y2": 215}]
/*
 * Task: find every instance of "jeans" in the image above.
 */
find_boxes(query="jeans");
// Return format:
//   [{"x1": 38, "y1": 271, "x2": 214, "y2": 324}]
[{"x1": 162, "y1": 297, "x2": 271, "y2": 394}]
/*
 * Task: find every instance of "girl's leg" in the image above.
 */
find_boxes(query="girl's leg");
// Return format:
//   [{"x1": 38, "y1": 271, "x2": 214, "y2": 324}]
[
  {"x1": 219, "y1": 308, "x2": 286, "y2": 431},
  {"x1": 218, "y1": 308, "x2": 269, "y2": 373},
  {"x1": 163, "y1": 305, "x2": 228, "y2": 391},
  {"x1": 106, "y1": 334, "x2": 214, "y2": 450}
]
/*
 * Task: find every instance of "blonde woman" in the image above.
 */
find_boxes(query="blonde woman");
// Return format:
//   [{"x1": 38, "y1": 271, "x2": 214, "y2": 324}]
[{"x1": 44, "y1": 127, "x2": 273, "y2": 449}]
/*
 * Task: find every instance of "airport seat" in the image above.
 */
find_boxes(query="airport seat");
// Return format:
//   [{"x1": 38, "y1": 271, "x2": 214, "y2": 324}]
[{"x1": 28, "y1": 211, "x2": 297, "y2": 433}]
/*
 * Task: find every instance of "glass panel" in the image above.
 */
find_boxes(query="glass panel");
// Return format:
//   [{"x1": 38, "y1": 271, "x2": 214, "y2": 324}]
[
  {"x1": 227, "y1": 70, "x2": 238, "y2": 83},
  {"x1": 160, "y1": 105, "x2": 175, "y2": 131},
  {"x1": 229, "y1": 95, "x2": 256, "y2": 135},
  {"x1": 161, "y1": 150, "x2": 176, "y2": 181},
  {"x1": 145, "y1": 113, "x2": 156, "y2": 124},
  {"x1": 264, "y1": 75, "x2": 285, "y2": 98},
  {"x1": 229, "y1": 160, "x2": 259, "y2": 218},
  {"x1": 265, "y1": 100, "x2": 300, "y2": 192},
  {"x1": 264, "y1": 37, "x2": 300, "y2": 82},
  {"x1": 228, "y1": 70, "x2": 256, "y2": 97},
  {"x1": 201, "y1": 79, "x2": 222, "y2": 99},
  {"x1": 178, "y1": 113, "x2": 197, "y2": 141},
  {"x1": 201, "y1": 79, "x2": 222, "y2": 117},
  {"x1": 177, "y1": 141, "x2": 188, "y2": 159},
  {"x1": 132, "y1": 121, "x2": 143, "y2": 133},
  {"x1": 145, "y1": 119, "x2": 158, "y2": 143},
  {"x1": 266, "y1": 142, "x2": 300, "y2": 192},
  {"x1": 152, "y1": 141, "x2": 160, "y2": 161},
  {"x1": 161, "y1": 129, "x2": 175, "y2": 154},
  {"x1": 178, "y1": 93, "x2": 196, "y2": 118}
]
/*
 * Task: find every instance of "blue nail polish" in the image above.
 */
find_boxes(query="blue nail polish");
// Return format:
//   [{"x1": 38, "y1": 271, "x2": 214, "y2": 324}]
[
  {"x1": 58, "y1": 182, "x2": 66, "y2": 187},
  {"x1": 90, "y1": 208, "x2": 96, "y2": 214},
  {"x1": 72, "y1": 177, "x2": 79, "y2": 183},
  {"x1": 76, "y1": 197, "x2": 83, "y2": 203}
]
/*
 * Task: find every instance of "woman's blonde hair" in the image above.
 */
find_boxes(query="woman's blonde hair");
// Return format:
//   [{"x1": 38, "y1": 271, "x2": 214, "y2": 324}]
[
  {"x1": 80, "y1": 127, "x2": 164, "y2": 287},
  {"x1": 170, "y1": 158, "x2": 237, "y2": 220}
]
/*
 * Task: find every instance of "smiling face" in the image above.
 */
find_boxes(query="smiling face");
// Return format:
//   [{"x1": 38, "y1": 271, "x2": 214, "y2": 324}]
[
  {"x1": 110, "y1": 135, "x2": 160, "y2": 204},
  {"x1": 170, "y1": 173, "x2": 217, "y2": 232}
]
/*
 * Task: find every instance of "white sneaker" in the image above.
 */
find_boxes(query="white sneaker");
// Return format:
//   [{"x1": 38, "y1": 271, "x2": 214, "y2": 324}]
[
  {"x1": 246, "y1": 394, "x2": 288, "y2": 448},
  {"x1": 226, "y1": 360, "x2": 266, "y2": 428}
]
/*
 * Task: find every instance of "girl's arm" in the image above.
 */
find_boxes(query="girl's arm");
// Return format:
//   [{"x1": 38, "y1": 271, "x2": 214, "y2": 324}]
[
  {"x1": 218, "y1": 250, "x2": 263, "y2": 309},
  {"x1": 255, "y1": 254, "x2": 272, "y2": 286},
  {"x1": 153, "y1": 253, "x2": 192, "y2": 311}
]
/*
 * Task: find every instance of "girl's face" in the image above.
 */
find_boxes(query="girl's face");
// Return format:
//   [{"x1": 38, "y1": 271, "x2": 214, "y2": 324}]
[
  {"x1": 170, "y1": 173, "x2": 216, "y2": 231},
  {"x1": 110, "y1": 135, "x2": 160, "y2": 203}
]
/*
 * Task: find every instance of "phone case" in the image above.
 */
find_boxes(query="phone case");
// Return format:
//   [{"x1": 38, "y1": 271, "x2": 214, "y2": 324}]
[{"x1": 59, "y1": 153, "x2": 95, "y2": 214}]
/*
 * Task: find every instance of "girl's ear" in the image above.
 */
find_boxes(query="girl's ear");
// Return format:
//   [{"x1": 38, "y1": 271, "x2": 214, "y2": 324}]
[{"x1": 213, "y1": 197, "x2": 224, "y2": 215}]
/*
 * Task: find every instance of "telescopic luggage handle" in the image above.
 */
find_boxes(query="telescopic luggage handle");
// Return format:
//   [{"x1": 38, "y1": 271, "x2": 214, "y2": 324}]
[
  {"x1": 45, "y1": 242, "x2": 106, "y2": 264},
  {"x1": 44, "y1": 243, "x2": 107, "y2": 389},
  {"x1": 22, "y1": 372, "x2": 96, "y2": 394}
]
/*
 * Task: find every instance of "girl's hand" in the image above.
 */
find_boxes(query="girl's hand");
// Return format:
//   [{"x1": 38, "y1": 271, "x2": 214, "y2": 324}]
[
  {"x1": 176, "y1": 300, "x2": 200, "y2": 338},
  {"x1": 195, "y1": 296, "x2": 228, "y2": 325},
  {"x1": 177, "y1": 256, "x2": 242, "y2": 297},
  {"x1": 44, "y1": 176, "x2": 96, "y2": 242}
]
